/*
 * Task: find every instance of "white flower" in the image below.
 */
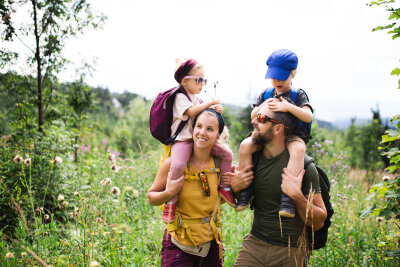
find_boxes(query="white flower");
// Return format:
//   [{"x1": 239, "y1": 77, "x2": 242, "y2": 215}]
[
  {"x1": 100, "y1": 178, "x2": 112, "y2": 186},
  {"x1": 21, "y1": 252, "x2": 26, "y2": 257},
  {"x1": 24, "y1": 158, "x2": 31, "y2": 165},
  {"x1": 89, "y1": 261, "x2": 101, "y2": 267},
  {"x1": 132, "y1": 189, "x2": 139, "y2": 198},
  {"x1": 111, "y1": 186, "x2": 121, "y2": 196},
  {"x1": 5, "y1": 252, "x2": 14, "y2": 258},
  {"x1": 111, "y1": 164, "x2": 118, "y2": 172},
  {"x1": 54, "y1": 156, "x2": 63, "y2": 164},
  {"x1": 44, "y1": 214, "x2": 50, "y2": 221},
  {"x1": 57, "y1": 194, "x2": 65, "y2": 202},
  {"x1": 382, "y1": 176, "x2": 390, "y2": 182},
  {"x1": 13, "y1": 155, "x2": 23, "y2": 163},
  {"x1": 74, "y1": 191, "x2": 80, "y2": 196}
]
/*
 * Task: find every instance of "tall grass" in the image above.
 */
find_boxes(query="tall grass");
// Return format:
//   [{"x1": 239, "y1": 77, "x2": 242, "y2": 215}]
[{"x1": 1, "y1": 144, "x2": 399, "y2": 266}]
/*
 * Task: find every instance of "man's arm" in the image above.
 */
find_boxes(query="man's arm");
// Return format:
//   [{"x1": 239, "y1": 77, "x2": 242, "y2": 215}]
[{"x1": 281, "y1": 168, "x2": 327, "y2": 230}]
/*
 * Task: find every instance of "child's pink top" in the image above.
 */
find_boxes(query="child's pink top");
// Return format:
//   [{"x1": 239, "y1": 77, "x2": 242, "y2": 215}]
[{"x1": 171, "y1": 92, "x2": 200, "y2": 142}]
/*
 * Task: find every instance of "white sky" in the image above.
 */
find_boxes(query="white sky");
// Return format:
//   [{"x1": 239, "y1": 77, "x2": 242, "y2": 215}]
[{"x1": 3, "y1": 0, "x2": 400, "y2": 122}]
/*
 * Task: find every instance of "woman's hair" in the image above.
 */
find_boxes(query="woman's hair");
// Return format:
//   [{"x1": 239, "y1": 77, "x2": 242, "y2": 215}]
[
  {"x1": 193, "y1": 109, "x2": 231, "y2": 146},
  {"x1": 193, "y1": 109, "x2": 225, "y2": 134},
  {"x1": 174, "y1": 58, "x2": 203, "y2": 84}
]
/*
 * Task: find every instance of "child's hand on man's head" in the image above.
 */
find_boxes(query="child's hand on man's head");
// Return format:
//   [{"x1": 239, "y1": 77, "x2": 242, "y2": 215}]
[
  {"x1": 267, "y1": 96, "x2": 290, "y2": 112},
  {"x1": 210, "y1": 104, "x2": 223, "y2": 114},
  {"x1": 210, "y1": 96, "x2": 220, "y2": 105}
]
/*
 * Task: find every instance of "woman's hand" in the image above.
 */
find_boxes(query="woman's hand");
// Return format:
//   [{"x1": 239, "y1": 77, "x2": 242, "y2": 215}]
[{"x1": 165, "y1": 172, "x2": 185, "y2": 197}]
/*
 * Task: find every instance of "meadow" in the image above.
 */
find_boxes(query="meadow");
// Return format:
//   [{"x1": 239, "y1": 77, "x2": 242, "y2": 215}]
[{"x1": 1, "y1": 132, "x2": 399, "y2": 266}]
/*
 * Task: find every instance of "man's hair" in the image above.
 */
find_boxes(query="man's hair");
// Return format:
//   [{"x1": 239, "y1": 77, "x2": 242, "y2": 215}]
[{"x1": 272, "y1": 111, "x2": 297, "y2": 136}]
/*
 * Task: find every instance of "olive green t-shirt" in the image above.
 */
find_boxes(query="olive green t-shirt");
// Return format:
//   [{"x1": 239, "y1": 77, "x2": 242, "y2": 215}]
[{"x1": 251, "y1": 150, "x2": 320, "y2": 247}]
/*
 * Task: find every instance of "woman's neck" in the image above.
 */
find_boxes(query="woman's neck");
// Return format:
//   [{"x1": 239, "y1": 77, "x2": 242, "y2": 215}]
[{"x1": 190, "y1": 147, "x2": 212, "y2": 170}]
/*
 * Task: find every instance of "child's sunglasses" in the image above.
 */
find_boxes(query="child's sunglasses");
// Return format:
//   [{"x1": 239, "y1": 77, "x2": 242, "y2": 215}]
[
  {"x1": 184, "y1": 76, "x2": 208, "y2": 85},
  {"x1": 198, "y1": 171, "x2": 210, "y2": 197},
  {"x1": 256, "y1": 113, "x2": 290, "y2": 129}
]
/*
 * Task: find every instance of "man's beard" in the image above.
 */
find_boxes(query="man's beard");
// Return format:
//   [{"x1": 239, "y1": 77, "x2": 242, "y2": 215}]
[{"x1": 251, "y1": 127, "x2": 273, "y2": 146}]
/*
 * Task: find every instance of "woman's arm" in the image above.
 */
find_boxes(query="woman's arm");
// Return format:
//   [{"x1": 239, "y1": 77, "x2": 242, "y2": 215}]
[
  {"x1": 281, "y1": 168, "x2": 327, "y2": 230},
  {"x1": 147, "y1": 158, "x2": 185, "y2": 206}
]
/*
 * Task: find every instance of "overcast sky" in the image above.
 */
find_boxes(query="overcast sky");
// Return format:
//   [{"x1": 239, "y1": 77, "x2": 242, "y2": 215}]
[{"x1": 4, "y1": 0, "x2": 400, "y2": 122}]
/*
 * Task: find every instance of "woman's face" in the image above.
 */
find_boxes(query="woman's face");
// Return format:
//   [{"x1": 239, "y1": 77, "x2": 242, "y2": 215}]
[{"x1": 193, "y1": 113, "x2": 220, "y2": 149}]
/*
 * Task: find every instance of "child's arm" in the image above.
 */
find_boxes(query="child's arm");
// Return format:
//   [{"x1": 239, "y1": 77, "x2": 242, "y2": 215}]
[
  {"x1": 184, "y1": 97, "x2": 220, "y2": 117},
  {"x1": 250, "y1": 101, "x2": 269, "y2": 120},
  {"x1": 268, "y1": 97, "x2": 312, "y2": 123}
]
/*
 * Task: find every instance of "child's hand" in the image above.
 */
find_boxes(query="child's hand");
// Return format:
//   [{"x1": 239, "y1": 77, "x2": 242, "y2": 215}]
[
  {"x1": 210, "y1": 96, "x2": 220, "y2": 105},
  {"x1": 267, "y1": 97, "x2": 291, "y2": 112},
  {"x1": 210, "y1": 104, "x2": 223, "y2": 114}
]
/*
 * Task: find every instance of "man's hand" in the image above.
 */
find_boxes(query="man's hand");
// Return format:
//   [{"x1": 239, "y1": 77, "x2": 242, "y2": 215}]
[
  {"x1": 281, "y1": 168, "x2": 304, "y2": 199},
  {"x1": 231, "y1": 165, "x2": 254, "y2": 194}
]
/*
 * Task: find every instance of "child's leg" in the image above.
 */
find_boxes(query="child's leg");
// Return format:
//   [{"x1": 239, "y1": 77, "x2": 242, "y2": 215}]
[
  {"x1": 287, "y1": 136, "x2": 306, "y2": 176},
  {"x1": 168, "y1": 140, "x2": 193, "y2": 203},
  {"x1": 163, "y1": 140, "x2": 192, "y2": 223},
  {"x1": 279, "y1": 135, "x2": 306, "y2": 218},
  {"x1": 235, "y1": 135, "x2": 262, "y2": 212},
  {"x1": 239, "y1": 136, "x2": 260, "y2": 172}
]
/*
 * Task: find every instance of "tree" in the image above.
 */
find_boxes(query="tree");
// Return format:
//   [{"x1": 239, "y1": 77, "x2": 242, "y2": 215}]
[{"x1": 0, "y1": 0, "x2": 105, "y2": 133}]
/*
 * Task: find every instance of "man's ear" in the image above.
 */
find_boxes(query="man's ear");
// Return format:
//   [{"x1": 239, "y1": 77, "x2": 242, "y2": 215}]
[{"x1": 274, "y1": 124, "x2": 285, "y2": 135}]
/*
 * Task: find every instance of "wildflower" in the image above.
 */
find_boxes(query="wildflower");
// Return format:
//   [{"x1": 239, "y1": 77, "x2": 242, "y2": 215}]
[
  {"x1": 377, "y1": 217, "x2": 383, "y2": 222},
  {"x1": 54, "y1": 156, "x2": 63, "y2": 164},
  {"x1": 132, "y1": 189, "x2": 139, "y2": 198},
  {"x1": 13, "y1": 155, "x2": 23, "y2": 163},
  {"x1": 111, "y1": 186, "x2": 120, "y2": 196},
  {"x1": 44, "y1": 214, "x2": 50, "y2": 221},
  {"x1": 5, "y1": 252, "x2": 14, "y2": 258},
  {"x1": 21, "y1": 252, "x2": 26, "y2": 257},
  {"x1": 96, "y1": 217, "x2": 102, "y2": 224},
  {"x1": 74, "y1": 191, "x2": 80, "y2": 197},
  {"x1": 89, "y1": 261, "x2": 101, "y2": 267},
  {"x1": 324, "y1": 140, "x2": 333, "y2": 145},
  {"x1": 69, "y1": 212, "x2": 75, "y2": 219},
  {"x1": 24, "y1": 158, "x2": 31, "y2": 165},
  {"x1": 57, "y1": 194, "x2": 64, "y2": 202},
  {"x1": 120, "y1": 246, "x2": 126, "y2": 250},
  {"x1": 382, "y1": 176, "x2": 390, "y2": 182},
  {"x1": 111, "y1": 164, "x2": 118, "y2": 172},
  {"x1": 107, "y1": 152, "x2": 115, "y2": 163}
]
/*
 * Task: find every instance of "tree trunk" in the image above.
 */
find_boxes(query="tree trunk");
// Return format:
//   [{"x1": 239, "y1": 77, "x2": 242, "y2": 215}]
[{"x1": 32, "y1": 0, "x2": 44, "y2": 133}]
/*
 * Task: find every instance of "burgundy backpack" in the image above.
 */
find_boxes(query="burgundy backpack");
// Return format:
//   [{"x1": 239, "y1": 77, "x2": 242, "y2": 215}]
[{"x1": 149, "y1": 86, "x2": 191, "y2": 145}]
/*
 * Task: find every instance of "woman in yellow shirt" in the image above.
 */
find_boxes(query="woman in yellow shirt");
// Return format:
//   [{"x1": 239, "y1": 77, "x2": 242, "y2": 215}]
[{"x1": 148, "y1": 108, "x2": 229, "y2": 266}]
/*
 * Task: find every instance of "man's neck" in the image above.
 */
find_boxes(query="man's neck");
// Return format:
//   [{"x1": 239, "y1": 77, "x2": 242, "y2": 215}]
[{"x1": 262, "y1": 139, "x2": 286, "y2": 159}]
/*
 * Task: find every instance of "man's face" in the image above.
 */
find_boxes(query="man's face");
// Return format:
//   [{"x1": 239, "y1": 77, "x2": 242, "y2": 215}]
[{"x1": 251, "y1": 107, "x2": 276, "y2": 145}]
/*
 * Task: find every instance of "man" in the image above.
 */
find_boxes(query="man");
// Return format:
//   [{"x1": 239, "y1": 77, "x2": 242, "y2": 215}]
[{"x1": 231, "y1": 105, "x2": 327, "y2": 267}]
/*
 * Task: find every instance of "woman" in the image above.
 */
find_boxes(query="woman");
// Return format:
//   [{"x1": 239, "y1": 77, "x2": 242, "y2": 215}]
[{"x1": 148, "y1": 108, "x2": 229, "y2": 266}]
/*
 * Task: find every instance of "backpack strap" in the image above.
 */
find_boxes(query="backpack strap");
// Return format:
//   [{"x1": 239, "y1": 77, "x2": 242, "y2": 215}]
[
  {"x1": 166, "y1": 86, "x2": 192, "y2": 145},
  {"x1": 263, "y1": 88, "x2": 275, "y2": 101},
  {"x1": 185, "y1": 155, "x2": 221, "y2": 182}
]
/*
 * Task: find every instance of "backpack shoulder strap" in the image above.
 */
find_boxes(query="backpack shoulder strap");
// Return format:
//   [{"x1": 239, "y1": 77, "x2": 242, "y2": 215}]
[
  {"x1": 290, "y1": 87, "x2": 299, "y2": 104},
  {"x1": 304, "y1": 154, "x2": 314, "y2": 169},
  {"x1": 212, "y1": 155, "x2": 221, "y2": 181},
  {"x1": 263, "y1": 88, "x2": 275, "y2": 101}
]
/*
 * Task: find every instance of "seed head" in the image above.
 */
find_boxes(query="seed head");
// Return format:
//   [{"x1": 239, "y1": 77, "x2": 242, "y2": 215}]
[
  {"x1": 111, "y1": 164, "x2": 118, "y2": 171},
  {"x1": 13, "y1": 155, "x2": 23, "y2": 163},
  {"x1": 24, "y1": 158, "x2": 31, "y2": 165},
  {"x1": 377, "y1": 217, "x2": 383, "y2": 222},
  {"x1": 100, "y1": 178, "x2": 112, "y2": 186},
  {"x1": 44, "y1": 214, "x2": 50, "y2": 221},
  {"x1": 57, "y1": 194, "x2": 65, "y2": 202},
  {"x1": 5, "y1": 252, "x2": 14, "y2": 258},
  {"x1": 107, "y1": 152, "x2": 115, "y2": 163},
  {"x1": 96, "y1": 217, "x2": 103, "y2": 224},
  {"x1": 382, "y1": 176, "x2": 390, "y2": 182},
  {"x1": 74, "y1": 191, "x2": 80, "y2": 197},
  {"x1": 111, "y1": 186, "x2": 121, "y2": 196},
  {"x1": 54, "y1": 156, "x2": 63, "y2": 164}
]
